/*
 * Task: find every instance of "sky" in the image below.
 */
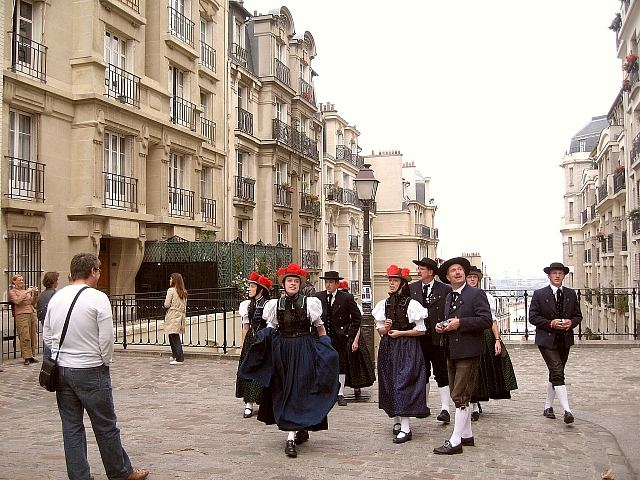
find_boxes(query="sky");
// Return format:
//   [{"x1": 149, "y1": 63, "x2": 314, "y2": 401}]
[{"x1": 248, "y1": 0, "x2": 623, "y2": 279}]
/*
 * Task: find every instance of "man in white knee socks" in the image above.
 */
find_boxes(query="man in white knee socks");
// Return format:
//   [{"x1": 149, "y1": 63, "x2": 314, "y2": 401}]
[
  {"x1": 432, "y1": 257, "x2": 492, "y2": 455},
  {"x1": 529, "y1": 262, "x2": 582, "y2": 424}
]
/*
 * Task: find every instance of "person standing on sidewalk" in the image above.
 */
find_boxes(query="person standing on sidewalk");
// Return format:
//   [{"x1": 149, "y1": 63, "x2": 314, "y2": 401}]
[
  {"x1": 164, "y1": 272, "x2": 187, "y2": 365},
  {"x1": 9, "y1": 274, "x2": 39, "y2": 366},
  {"x1": 409, "y1": 257, "x2": 452, "y2": 424},
  {"x1": 529, "y1": 262, "x2": 582, "y2": 425},
  {"x1": 36, "y1": 271, "x2": 60, "y2": 359},
  {"x1": 433, "y1": 257, "x2": 492, "y2": 455},
  {"x1": 43, "y1": 253, "x2": 149, "y2": 480}
]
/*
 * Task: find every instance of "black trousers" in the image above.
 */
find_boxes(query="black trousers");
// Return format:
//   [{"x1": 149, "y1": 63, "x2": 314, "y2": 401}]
[
  {"x1": 538, "y1": 345, "x2": 570, "y2": 386},
  {"x1": 418, "y1": 335, "x2": 449, "y2": 387},
  {"x1": 168, "y1": 333, "x2": 184, "y2": 362}
]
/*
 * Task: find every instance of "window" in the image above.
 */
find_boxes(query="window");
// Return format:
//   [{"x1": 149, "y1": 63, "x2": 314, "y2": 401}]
[
  {"x1": 326, "y1": 166, "x2": 334, "y2": 184},
  {"x1": 350, "y1": 260, "x2": 357, "y2": 283},
  {"x1": 236, "y1": 151, "x2": 245, "y2": 177},
  {"x1": 200, "y1": 18, "x2": 214, "y2": 70},
  {"x1": 169, "y1": 153, "x2": 185, "y2": 188},
  {"x1": 8, "y1": 109, "x2": 41, "y2": 199},
  {"x1": 568, "y1": 167, "x2": 574, "y2": 187},
  {"x1": 277, "y1": 223, "x2": 287, "y2": 245},
  {"x1": 169, "y1": 65, "x2": 193, "y2": 128},
  {"x1": 170, "y1": 0, "x2": 186, "y2": 14},
  {"x1": 300, "y1": 61, "x2": 307, "y2": 81},
  {"x1": 301, "y1": 172, "x2": 309, "y2": 193},
  {"x1": 336, "y1": 131, "x2": 343, "y2": 146},
  {"x1": 7, "y1": 231, "x2": 41, "y2": 290},
  {"x1": 579, "y1": 140, "x2": 586, "y2": 152},
  {"x1": 237, "y1": 219, "x2": 247, "y2": 241},
  {"x1": 343, "y1": 173, "x2": 350, "y2": 189},
  {"x1": 201, "y1": 166, "x2": 213, "y2": 199},
  {"x1": 12, "y1": 0, "x2": 46, "y2": 80},
  {"x1": 568, "y1": 236, "x2": 573, "y2": 255},
  {"x1": 275, "y1": 162, "x2": 287, "y2": 185},
  {"x1": 275, "y1": 98, "x2": 285, "y2": 122},
  {"x1": 301, "y1": 226, "x2": 311, "y2": 251},
  {"x1": 9, "y1": 109, "x2": 33, "y2": 161},
  {"x1": 234, "y1": 19, "x2": 245, "y2": 48},
  {"x1": 103, "y1": 131, "x2": 132, "y2": 208},
  {"x1": 299, "y1": 115, "x2": 308, "y2": 134},
  {"x1": 277, "y1": 42, "x2": 286, "y2": 62},
  {"x1": 104, "y1": 31, "x2": 127, "y2": 70},
  {"x1": 237, "y1": 86, "x2": 245, "y2": 109},
  {"x1": 569, "y1": 201, "x2": 574, "y2": 221}
]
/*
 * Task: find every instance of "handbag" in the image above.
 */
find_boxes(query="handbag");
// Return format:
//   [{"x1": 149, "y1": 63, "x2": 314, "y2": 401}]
[{"x1": 39, "y1": 286, "x2": 88, "y2": 392}]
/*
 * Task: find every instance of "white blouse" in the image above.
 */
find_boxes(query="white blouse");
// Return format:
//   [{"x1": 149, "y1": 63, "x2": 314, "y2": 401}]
[
  {"x1": 372, "y1": 297, "x2": 427, "y2": 331},
  {"x1": 239, "y1": 300, "x2": 250, "y2": 325},
  {"x1": 262, "y1": 296, "x2": 324, "y2": 328}
]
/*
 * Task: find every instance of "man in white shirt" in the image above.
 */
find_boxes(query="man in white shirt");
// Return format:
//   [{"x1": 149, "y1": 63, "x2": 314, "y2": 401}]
[{"x1": 44, "y1": 253, "x2": 149, "y2": 480}]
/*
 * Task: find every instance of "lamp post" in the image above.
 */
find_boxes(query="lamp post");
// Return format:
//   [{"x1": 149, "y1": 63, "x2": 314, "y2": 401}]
[{"x1": 354, "y1": 163, "x2": 379, "y2": 364}]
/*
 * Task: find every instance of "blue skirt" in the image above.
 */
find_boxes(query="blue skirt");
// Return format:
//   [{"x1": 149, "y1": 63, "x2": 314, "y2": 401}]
[
  {"x1": 239, "y1": 328, "x2": 340, "y2": 431},
  {"x1": 378, "y1": 335, "x2": 428, "y2": 418}
]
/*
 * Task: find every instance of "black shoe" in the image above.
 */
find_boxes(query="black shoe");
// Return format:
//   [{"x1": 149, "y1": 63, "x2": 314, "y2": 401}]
[
  {"x1": 461, "y1": 436, "x2": 475, "y2": 447},
  {"x1": 337, "y1": 395, "x2": 347, "y2": 406},
  {"x1": 433, "y1": 440, "x2": 463, "y2": 455},
  {"x1": 354, "y1": 388, "x2": 362, "y2": 397},
  {"x1": 437, "y1": 410, "x2": 451, "y2": 423},
  {"x1": 564, "y1": 411, "x2": 574, "y2": 424},
  {"x1": 424, "y1": 407, "x2": 431, "y2": 417},
  {"x1": 243, "y1": 407, "x2": 253, "y2": 418},
  {"x1": 471, "y1": 411, "x2": 480, "y2": 422},
  {"x1": 294, "y1": 430, "x2": 309, "y2": 445},
  {"x1": 29, "y1": 357, "x2": 39, "y2": 364},
  {"x1": 392, "y1": 430, "x2": 412, "y2": 444},
  {"x1": 392, "y1": 423, "x2": 401, "y2": 436},
  {"x1": 285, "y1": 440, "x2": 297, "y2": 457},
  {"x1": 24, "y1": 359, "x2": 30, "y2": 366},
  {"x1": 543, "y1": 407, "x2": 556, "y2": 419}
]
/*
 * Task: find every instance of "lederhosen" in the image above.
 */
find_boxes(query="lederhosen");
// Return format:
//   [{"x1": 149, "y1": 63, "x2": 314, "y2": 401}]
[{"x1": 418, "y1": 286, "x2": 449, "y2": 387}]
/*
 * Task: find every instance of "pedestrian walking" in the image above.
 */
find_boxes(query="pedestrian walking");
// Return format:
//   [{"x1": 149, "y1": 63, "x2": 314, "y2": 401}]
[
  {"x1": 528, "y1": 262, "x2": 582, "y2": 424},
  {"x1": 238, "y1": 263, "x2": 339, "y2": 458},
  {"x1": 36, "y1": 271, "x2": 60, "y2": 359},
  {"x1": 164, "y1": 272, "x2": 187, "y2": 365},
  {"x1": 373, "y1": 265, "x2": 429, "y2": 444},
  {"x1": 9, "y1": 274, "x2": 39, "y2": 365},
  {"x1": 43, "y1": 253, "x2": 149, "y2": 480},
  {"x1": 235, "y1": 271, "x2": 272, "y2": 418}
]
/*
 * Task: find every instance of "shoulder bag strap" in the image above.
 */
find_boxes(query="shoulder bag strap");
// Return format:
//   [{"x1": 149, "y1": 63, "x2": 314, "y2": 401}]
[{"x1": 54, "y1": 286, "x2": 90, "y2": 362}]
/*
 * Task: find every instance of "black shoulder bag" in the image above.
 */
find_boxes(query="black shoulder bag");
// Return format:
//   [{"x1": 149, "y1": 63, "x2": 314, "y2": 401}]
[{"x1": 39, "y1": 286, "x2": 89, "y2": 392}]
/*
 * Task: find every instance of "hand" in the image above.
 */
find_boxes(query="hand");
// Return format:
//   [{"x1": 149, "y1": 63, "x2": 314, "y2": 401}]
[
  {"x1": 494, "y1": 339, "x2": 502, "y2": 356},
  {"x1": 351, "y1": 339, "x2": 359, "y2": 352},
  {"x1": 384, "y1": 319, "x2": 392, "y2": 330},
  {"x1": 435, "y1": 322, "x2": 445, "y2": 333},
  {"x1": 387, "y1": 329, "x2": 402, "y2": 338},
  {"x1": 445, "y1": 317, "x2": 460, "y2": 331}
]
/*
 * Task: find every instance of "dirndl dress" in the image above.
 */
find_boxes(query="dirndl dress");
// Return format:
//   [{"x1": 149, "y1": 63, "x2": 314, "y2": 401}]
[
  {"x1": 345, "y1": 332, "x2": 376, "y2": 389},
  {"x1": 373, "y1": 295, "x2": 429, "y2": 418},
  {"x1": 471, "y1": 328, "x2": 518, "y2": 401},
  {"x1": 238, "y1": 294, "x2": 339, "y2": 431},
  {"x1": 235, "y1": 298, "x2": 268, "y2": 403}
]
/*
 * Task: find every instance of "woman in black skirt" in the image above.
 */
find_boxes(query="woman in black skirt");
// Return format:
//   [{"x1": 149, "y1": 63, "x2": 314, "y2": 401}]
[
  {"x1": 373, "y1": 265, "x2": 429, "y2": 444},
  {"x1": 235, "y1": 271, "x2": 272, "y2": 418},
  {"x1": 238, "y1": 263, "x2": 339, "y2": 458}
]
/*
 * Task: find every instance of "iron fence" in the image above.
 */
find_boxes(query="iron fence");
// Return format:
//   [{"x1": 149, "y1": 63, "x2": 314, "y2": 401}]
[{"x1": 103, "y1": 172, "x2": 138, "y2": 211}]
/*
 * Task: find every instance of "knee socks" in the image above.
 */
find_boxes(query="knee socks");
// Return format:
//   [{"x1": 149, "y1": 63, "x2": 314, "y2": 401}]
[
  {"x1": 545, "y1": 381, "x2": 556, "y2": 409},
  {"x1": 449, "y1": 407, "x2": 470, "y2": 446},
  {"x1": 554, "y1": 384, "x2": 571, "y2": 413},
  {"x1": 439, "y1": 385, "x2": 451, "y2": 412},
  {"x1": 339, "y1": 374, "x2": 345, "y2": 396}
]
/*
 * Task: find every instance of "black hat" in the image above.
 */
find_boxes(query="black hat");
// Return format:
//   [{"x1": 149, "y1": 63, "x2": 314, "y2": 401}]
[
  {"x1": 438, "y1": 257, "x2": 471, "y2": 284},
  {"x1": 412, "y1": 257, "x2": 439, "y2": 271},
  {"x1": 543, "y1": 262, "x2": 569, "y2": 275},
  {"x1": 319, "y1": 271, "x2": 344, "y2": 280}
]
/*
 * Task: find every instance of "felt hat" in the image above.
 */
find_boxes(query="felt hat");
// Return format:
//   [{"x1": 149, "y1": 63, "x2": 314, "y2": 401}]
[
  {"x1": 467, "y1": 266, "x2": 483, "y2": 281},
  {"x1": 247, "y1": 271, "x2": 273, "y2": 291},
  {"x1": 277, "y1": 263, "x2": 309, "y2": 284},
  {"x1": 319, "y1": 271, "x2": 344, "y2": 280},
  {"x1": 438, "y1": 257, "x2": 471, "y2": 284},
  {"x1": 338, "y1": 280, "x2": 349, "y2": 290},
  {"x1": 543, "y1": 262, "x2": 569, "y2": 275},
  {"x1": 386, "y1": 265, "x2": 412, "y2": 282},
  {"x1": 412, "y1": 257, "x2": 439, "y2": 271}
]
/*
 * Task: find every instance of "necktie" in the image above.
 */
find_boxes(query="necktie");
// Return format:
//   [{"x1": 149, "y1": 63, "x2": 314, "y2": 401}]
[
  {"x1": 449, "y1": 292, "x2": 459, "y2": 315},
  {"x1": 327, "y1": 293, "x2": 333, "y2": 315},
  {"x1": 422, "y1": 284, "x2": 430, "y2": 303},
  {"x1": 556, "y1": 288, "x2": 564, "y2": 317}
]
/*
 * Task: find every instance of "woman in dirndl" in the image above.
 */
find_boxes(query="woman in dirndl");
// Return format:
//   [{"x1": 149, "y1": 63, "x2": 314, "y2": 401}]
[
  {"x1": 373, "y1": 265, "x2": 429, "y2": 444},
  {"x1": 238, "y1": 263, "x2": 339, "y2": 458},
  {"x1": 235, "y1": 271, "x2": 272, "y2": 418}
]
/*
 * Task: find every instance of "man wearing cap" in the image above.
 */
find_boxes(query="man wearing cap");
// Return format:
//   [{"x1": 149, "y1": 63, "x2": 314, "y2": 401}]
[
  {"x1": 433, "y1": 257, "x2": 492, "y2": 455},
  {"x1": 529, "y1": 262, "x2": 582, "y2": 425},
  {"x1": 409, "y1": 257, "x2": 452, "y2": 423},
  {"x1": 316, "y1": 271, "x2": 362, "y2": 406}
]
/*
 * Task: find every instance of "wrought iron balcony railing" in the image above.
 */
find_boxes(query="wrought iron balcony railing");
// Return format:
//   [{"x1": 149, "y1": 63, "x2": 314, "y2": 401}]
[
  {"x1": 237, "y1": 107, "x2": 253, "y2": 135},
  {"x1": 171, "y1": 96, "x2": 196, "y2": 130},
  {"x1": 117, "y1": 0, "x2": 139, "y2": 13},
  {"x1": 168, "y1": 186, "x2": 194, "y2": 219},
  {"x1": 273, "y1": 118, "x2": 291, "y2": 143},
  {"x1": 299, "y1": 78, "x2": 315, "y2": 105},
  {"x1": 274, "y1": 184, "x2": 292, "y2": 208},
  {"x1": 336, "y1": 145, "x2": 352, "y2": 162},
  {"x1": 415, "y1": 224, "x2": 431, "y2": 239},
  {"x1": 590, "y1": 204, "x2": 596, "y2": 219},
  {"x1": 581, "y1": 209, "x2": 588, "y2": 224},
  {"x1": 614, "y1": 170, "x2": 626, "y2": 193},
  {"x1": 4, "y1": 156, "x2": 45, "y2": 201},
  {"x1": 105, "y1": 64, "x2": 140, "y2": 107},
  {"x1": 231, "y1": 43, "x2": 247, "y2": 66},
  {"x1": 300, "y1": 249, "x2": 320, "y2": 269},
  {"x1": 275, "y1": 58, "x2": 290, "y2": 85},
  {"x1": 11, "y1": 32, "x2": 47, "y2": 81},
  {"x1": 300, "y1": 193, "x2": 321, "y2": 217},
  {"x1": 200, "y1": 117, "x2": 215, "y2": 144},
  {"x1": 598, "y1": 183, "x2": 608, "y2": 203},
  {"x1": 200, "y1": 41, "x2": 216, "y2": 71},
  {"x1": 349, "y1": 235, "x2": 360, "y2": 251},
  {"x1": 327, "y1": 233, "x2": 337, "y2": 250},
  {"x1": 235, "y1": 176, "x2": 255, "y2": 201},
  {"x1": 272, "y1": 119, "x2": 318, "y2": 161},
  {"x1": 622, "y1": 230, "x2": 628, "y2": 251},
  {"x1": 168, "y1": 6, "x2": 194, "y2": 47},
  {"x1": 103, "y1": 172, "x2": 137, "y2": 212},
  {"x1": 633, "y1": 218, "x2": 640, "y2": 235},
  {"x1": 342, "y1": 188, "x2": 358, "y2": 206},
  {"x1": 201, "y1": 197, "x2": 216, "y2": 224}
]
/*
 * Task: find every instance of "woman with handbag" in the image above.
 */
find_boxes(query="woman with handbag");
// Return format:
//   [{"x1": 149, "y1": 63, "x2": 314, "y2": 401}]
[
  {"x1": 164, "y1": 273, "x2": 187, "y2": 365},
  {"x1": 9, "y1": 274, "x2": 39, "y2": 365}
]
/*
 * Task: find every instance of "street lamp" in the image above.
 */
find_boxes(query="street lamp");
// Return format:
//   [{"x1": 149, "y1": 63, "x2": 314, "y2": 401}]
[{"x1": 354, "y1": 163, "x2": 379, "y2": 364}]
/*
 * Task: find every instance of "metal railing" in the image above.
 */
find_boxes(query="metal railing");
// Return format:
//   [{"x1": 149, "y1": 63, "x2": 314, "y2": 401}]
[
  {"x1": 168, "y1": 6, "x2": 194, "y2": 47},
  {"x1": 300, "y1": 249, "x2": 320, "y2": 269},
  {"x1": 299, "y1": 78, "x2": 315, "y2": 104},
  {"x1": 200, "y1": 41, "x2": 216, "y2": 71},
  {"x1": 168, "y1": 186, "x2": 194, "y2": 219},
  {"x1": 275, "y1": 58, "x2": 290, "y2": 85},
  {"x1": 104, "y1": 64, "x2": 140, "y2": 108},
  {"x1": 415, "y1": 224, "x2": 431, "y2": 239},
  {"x1": 201, "y1": 197, "x2": 216, "y2": 224},
  {"x1": 349, "y1": 235, "x2": 360, "y2": 251},
  {"x1": 274, "y1": 184, "x2": 292, "y2": 208},
  {"x1": 273, "y1": 118, "x2": 291, "y2": 144},
  {"x1": 5, "y1": 156, "x2": 45, "y2": 201},
  {"x1": 336, "y1": 145, "x2": 352, "y2": 162},
  {"x1": 327, "y1": 232, "x2": 337, "y2": 250},
  {"x1": 300, "y1": 193, "x2": 321, "y2": 217},
  {"x1": 234, "y1": 176, "x2": 255, "y2": 201},
  {"x1": 237, "y1": 107, "x2": 253, "y2": 135},
  {"x1": 231, "y1": 43, "x2": 248, "y2": 66},
  {"x1": 581, "y1": 209, "x2": 588, "y2": 224},
  {"x1": 342, "y1": 188, "x2": 359, "y2": 206},
  {"x1": 607, "y1": 233, "x2": 614, "y2": 252},
  {"x1": 171, "y1": 96, "x2": 196, "y2": 130},
  {"x1": 103, "y1": 172, "x2": 137, "y2": 212},
  {"x1": 622, "y1": 230, "x2": 628, "y2": 251},
  {"x1": 614, "y1": 170, "x2": 626, "y2": 193},
  {"x1": 632, "y1": 132, "x2": 640, "y2": 165},
  {"x1": 11, "y1": 32, "x2": 47, "y2": 81},
  {"x1": 590, "y1": 204, "x2": 596, "y2": 219},
  {"x1": 117, "y1": 0, "x2": 139, "y2": 13},
  {"x1": 272, "y1": 119, "x2": 319, "y2": 161},
  {"x1": 598, "y1": 183, "x2": 608, "y2": 203},
  {"x1": 200, "y1": 117, "x2": 215, "y2": 144}
]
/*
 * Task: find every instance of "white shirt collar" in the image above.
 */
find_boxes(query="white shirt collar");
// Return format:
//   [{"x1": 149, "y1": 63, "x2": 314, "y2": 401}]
[
  {"x1": 453, "y1": 284, "x2": 465, "y2": 294},
  {"x1": 549, "y1": 284, "x2": 562, "y2": 294},
  {"x1": 421, "y1": 280, "x2": 435, "y2": 288}
]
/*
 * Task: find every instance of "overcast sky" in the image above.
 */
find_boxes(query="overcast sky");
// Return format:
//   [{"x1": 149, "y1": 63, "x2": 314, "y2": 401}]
[{"x1": 249, "y1": 0, "x2": 622, "y2": 279}]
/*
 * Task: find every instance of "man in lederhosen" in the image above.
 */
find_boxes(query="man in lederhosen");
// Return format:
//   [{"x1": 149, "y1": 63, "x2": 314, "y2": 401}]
[
  {"x1": 529, "y1": 262, "x2": 582, "y2": 424},
  {"x1": 316, "y1": 271, "x2": 362, "y2": 406},
  {"x1": 409, "y1": 257, "x2": 452, "y2": 423}
]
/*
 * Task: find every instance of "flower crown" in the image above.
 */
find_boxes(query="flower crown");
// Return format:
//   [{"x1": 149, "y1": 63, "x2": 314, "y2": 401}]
[
  {"x1": 247, "y1": 271, "x2": 273, "y2": 290},
  {"x1": 277, "y1": 263, "x2": 308, "y2": 283}
]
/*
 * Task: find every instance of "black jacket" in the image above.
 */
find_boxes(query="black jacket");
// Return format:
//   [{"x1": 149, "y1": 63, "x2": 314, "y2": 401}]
[
  {"x1": 528, "y1": 285, "x2": 582, "y2": 349},
  {"x1": 409, "y1": 280, "x2": 451, "y2": 345},
  {"x1": 315, "y1": 289, "x2": 362, "y2": 340}
]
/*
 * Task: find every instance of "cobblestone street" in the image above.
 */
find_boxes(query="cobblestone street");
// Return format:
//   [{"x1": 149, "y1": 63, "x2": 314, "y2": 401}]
[{"x1": 1, "y1": 343, "x2": 638, "y2": 480}]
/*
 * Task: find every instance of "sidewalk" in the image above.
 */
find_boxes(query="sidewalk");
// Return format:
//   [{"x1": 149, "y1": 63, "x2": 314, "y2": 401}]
[{"x1": 0, "y1": 345, "x2": 637, "y2": 479}]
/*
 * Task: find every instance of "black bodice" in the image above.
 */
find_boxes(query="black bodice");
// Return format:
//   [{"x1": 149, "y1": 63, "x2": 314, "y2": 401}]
[
  {"x1": 276, "y1": 295, "x2": 312, "y2": 337},
  {"x1": 248, "y1": 297, "x2": 268, "y2": 330},
  {"x1": 385, "y1": 294, "x2": 415, "y2": 331}
]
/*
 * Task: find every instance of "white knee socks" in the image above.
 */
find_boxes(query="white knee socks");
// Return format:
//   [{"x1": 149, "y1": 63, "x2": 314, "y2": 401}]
[
  {"x1": 449, "y1": 407, "x2": 470, "y2": 446},
  {"x1": 400, "y1": 416, "x2": 410, "y2": 433},
  {"x1": 339, "y1": 374, "x2": 345, "y2": 396},
  {"x1": 554, "y1": 384, "x2": 571, "y2": 413},
  {"x1": 439, "y1": 386, "x2": 451, "y2": 412},
  {"x1": 425, "y1": 382, "x2": 431, "y2": 407},
  {"x1": 287, "y1": 431, "x2": 295, "y2": 441},
  {"x1": 472, "y1": 402, "x2": 479, "y2": 413},
  {"x1": 245, "y1": 402, "x2": 253, "y2": 410},
  {"x1": 545, "y1": 382, "x2": 556, "y2": 409},
  {"x1": 462, "y1": 408, "x2": 473, "y2": 438}
]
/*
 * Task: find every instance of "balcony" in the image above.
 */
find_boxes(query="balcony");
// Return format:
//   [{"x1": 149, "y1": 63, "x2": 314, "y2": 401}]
[
  {"x1": 168, "y1": 6, "x2": 194, "y2": 48},
  {"x1": 415, "y1": 224, "x2": 431, "y2": 239},
  {"x1": 272, "y1": 119, "x2": 319, "y2": 161},
  {"x1": 299, "y1": 78, "x2": 315, "y2": 105},
  {"x1": 300, "y1": 193, "x2": 321, "y2": 217},
  {"x1": 273, "y1": 118, "x2": 292, "y2": 144},
  {"x1": 632, "y1": 132, "x2": 640, "y2": 164},
  {"x1": 342, "y1": 188, "x2": 358, "y2": 206},
  {"x1": 327, "y1": 233, "x2": 337, "y2": 250},
  {"x1": 613, "y1": 170, "x2": 626, "y2": 193},
  {"x1": 231, "y1": 43, "x2": 247, "y2": 67},
  {"x1": 11, "y1": 32, "x2": 47, "y2": 81},
  {"x1": 336, "y1": 145, "x2": 352, "y2": 162},
  {"x1": 234, "y1": 176, "x2": 255, "y2": 202},
  {"x1": 325, "y1": 184, "x2": 358, "y2": 206},
  {"x1": 116, "y1": 0, "x2": 139, "y2": 13},
  {"x1": 103, "y1": 172, "x2": 137, "y2": 212},
  {"x1": 171, "y1": 96, "x2": 196, "y2": 131},
  {"x1": 349, "y1": 235, "x2": 360, "y2": 251},
  {"x1": 350, "y1": 280, "x2": 360, "y2": 295},
  {"x1": 275, "y1": 58, "x2": 290, "y2": 85},
  {"x1": 168, "y1": 186, "x2": 194, "y2": 219},
  {"x1": 300, "y1": 249, "x2": 320, "y2": 269},
  {"x1": 200, "y1": 41, "x2": 216, "y2": 71},
  {"x1": 201, "y1": 197, "x2": 216, "y2": 225},
  {"x1": 634, "y1": 217, "x2": 640, "y2": 235},
  {"x1": 104, "y1": 64, "x2": 140, "y2": 108},
  {"x1": 590, "y1": 204, "x2": 596, "y2": 220},
  {"x1": 598, "y1": 183, "x2": 608, "y2": 203},
  {"x1": 274, "y1": 184, "x2": 292, "y2": 208},
  {"x1": 200, "y1": 117, "x2": 215, "y2": 145},
  {"x1": 4, "y1": 156, "x2": 45, "y2": 201},
  {"x1": 237, "y1": 107, "x2": 253, "y2": 135},
  {"x1": 581, "y1": 209, "x2": 588, "y2": 224},
  {"x1": 434, "y1": 228, "x2": 439, "y2": 239}
]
